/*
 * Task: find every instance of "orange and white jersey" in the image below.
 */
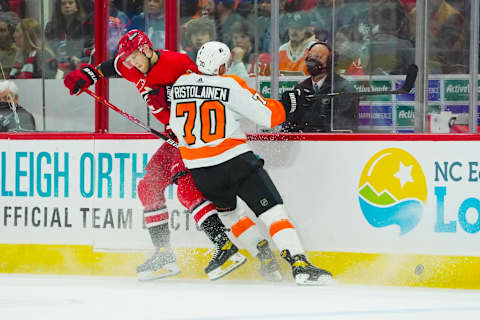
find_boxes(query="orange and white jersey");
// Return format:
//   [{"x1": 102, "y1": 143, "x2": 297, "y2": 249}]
[
  {"x1": 170, "y1": 73, "x2": 286, "y2": 169},
  {"x1": 278, "y1": 38, "x2": 316, "y2": 75}
]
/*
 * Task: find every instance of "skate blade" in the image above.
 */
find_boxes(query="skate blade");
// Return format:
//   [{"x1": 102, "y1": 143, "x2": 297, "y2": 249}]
[
  {"x1": 262, "y1": 270, "x2": 282, "y2": 282},
  {"x1": 207, "y1": 253, "x2": 247, "y2": 281},
  {"x1": 137, "y1": 263, "x2": 181, "y2": 281},
  {"x1": 295, "y1": 273, "x2": 333, "y2": 286}
]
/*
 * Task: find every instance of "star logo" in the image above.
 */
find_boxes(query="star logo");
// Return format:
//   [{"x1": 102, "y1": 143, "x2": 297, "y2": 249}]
[{"x1": 394, "y1": 161, "x2": 414, "y2": 188}]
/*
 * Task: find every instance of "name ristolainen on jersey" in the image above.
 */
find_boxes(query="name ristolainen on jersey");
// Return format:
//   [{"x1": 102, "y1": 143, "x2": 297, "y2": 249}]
[{"x1": 172, "y1": 85, "x2": 230, "y2": 102}]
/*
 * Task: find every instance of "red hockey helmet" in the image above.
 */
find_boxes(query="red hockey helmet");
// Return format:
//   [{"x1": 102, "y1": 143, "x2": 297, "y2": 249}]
[{"x1": 117, "y1": 29, "x2": 153, "y2": 59}]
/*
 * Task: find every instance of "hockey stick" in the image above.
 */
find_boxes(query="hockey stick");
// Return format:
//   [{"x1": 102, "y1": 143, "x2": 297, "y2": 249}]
[
  {"x1": 83, "y1": 88, "x2": 178, "y2": 147},
  {"x1": 312, "y1": 64, "x2": 418, "y2": 100}
]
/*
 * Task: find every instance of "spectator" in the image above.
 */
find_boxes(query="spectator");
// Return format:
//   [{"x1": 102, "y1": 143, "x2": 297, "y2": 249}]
[
  {"x1": 310, "y1": 0, "x2": 375, "y2": 43},
  {"x1": 109, "y1": 0, "x2": 130, "y2": 27},
  {"x1": 282, "y1": 41, "x2": 358, "y2": 132},
  {"x1": 359, "y1": 0, "x2": 414, "y2": 75},
  {"x1": 180, "y1": 0, "x2": 200, "y2": 24},
  {"x1": 0, "y1": 11, "x2": 18, "y2": 76},
  {"x1": 0, "y1": 80, "x2": 36, "y2": 131},
  {"x1": 0, "y1": 0, "x2": 8, "y2": 11},
  {"x1": 107, "y1": 0, "x2": 130, "y2": 57},
  {"x1": 228, "y1": 21, "x2": 254, "y2": 79},
  {"x1": 44, "y1": 0, "x2": 94, "y2": 75},
  {"x1": 333, "y1": 25, "x2": 364, "y2": 75},
  {"x1": 253, "y1": 0, "x2": 271, "y2": 53},
  {"x1": 10, "y1": 18, "x2": 58, "y2": 79},
  {"x1": 254, "y1": 0, "x2": 296, "y2": 52},
  {"x1": 130, "y1": 0, "x2": 166, "y2": 49},
  {"x1": 113, "y1": 0, "x2": 143, "y2": 18},
  {"x1": 0, "y1": 1, "x2": 23, "y2": 17},
  {"x1": 278, "y1": 11, "x2": 316, "y2": 75},
  {"x1": 400, "y1": 0, "x2": 415, "y2": 12},
  {"x1": 183, "y1": 16, "x2": 215, "y2": 61},
  {"x1": 198, "y1": 0, "x2": 215, "y2": 18},
  {"x1": 236, "y1": 0, "x2": 254, "y2": 19},
  {"x1": 215, "y1": 0, "x2": 243, "y2": 48},
  {"x1": 408, "y1": 0, "x2": 466, "y2": 74}
]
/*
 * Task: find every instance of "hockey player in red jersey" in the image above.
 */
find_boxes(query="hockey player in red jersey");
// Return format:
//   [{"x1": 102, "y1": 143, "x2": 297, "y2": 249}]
[
  {"x1": 63, "y1": 30, "x2": 246, "y2": 281},
  {"x1": 63, "y1": 30, "x2": 280, "y2": 281}
]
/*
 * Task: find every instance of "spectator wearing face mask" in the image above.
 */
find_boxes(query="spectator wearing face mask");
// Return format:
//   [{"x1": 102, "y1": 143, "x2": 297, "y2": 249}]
[
  {"x1": 0, "y1": 80, "x2": 36, "y2": 131},
  {"x1": 281, "y1": 41, "x2": 358, "y2": 133}
]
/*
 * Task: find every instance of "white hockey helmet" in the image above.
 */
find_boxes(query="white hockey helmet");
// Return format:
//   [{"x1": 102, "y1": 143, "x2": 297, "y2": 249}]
[{"x1": 196, "y1": 41, "x2": 231, "y2": 75}]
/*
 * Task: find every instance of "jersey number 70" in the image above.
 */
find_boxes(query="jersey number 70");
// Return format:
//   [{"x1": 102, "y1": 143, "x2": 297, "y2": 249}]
[{"x1": 175, "y1": 101, "x2": 226, "y2": 145}]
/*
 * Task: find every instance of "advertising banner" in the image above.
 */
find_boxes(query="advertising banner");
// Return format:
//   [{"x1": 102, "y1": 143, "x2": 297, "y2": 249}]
[
  {"x1": 256, "y1": 75, "x2": 480, "y2": 132},
  {"x1": 2, "y1": 139, "x2": 479, "y2": 256},
  {"x1": 0, "y1": 140, "x2": 208, "y2": 251},
  {"x1": 2, "y1": 138, "x2": 480, "y2": 287}
]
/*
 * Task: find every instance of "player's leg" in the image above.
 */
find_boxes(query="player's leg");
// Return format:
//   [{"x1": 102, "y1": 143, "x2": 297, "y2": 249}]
[
  {"x1": 237, "y1": 154, "x2": 332, "y2": 285},
  {"x1": 189, "y1": 151, "x2": 281, "y2": 281},
  {"x1": 137, "y1": 177, "x2": 179, "y2": 280},
  {"x1": 219, "y1": 205, "x2": 281, "y2": 281},
  {"x1": 173, "y1": 151, "x2": 246, "y2": 280},
  {"x1": 136, "y1": 146, "x2": 180, "y2": 281}
]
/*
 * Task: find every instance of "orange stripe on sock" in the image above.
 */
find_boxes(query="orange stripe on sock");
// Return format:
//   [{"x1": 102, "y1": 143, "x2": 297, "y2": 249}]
[
  {"x1": 231, "y1": 217, "x2": 255, "y2": 238},
  {"x1": 269, "y1": 219, "x2": 294, "y2": 237}
]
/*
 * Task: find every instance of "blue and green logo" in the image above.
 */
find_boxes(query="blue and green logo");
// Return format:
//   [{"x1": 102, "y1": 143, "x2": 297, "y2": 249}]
[{"x1": 358, "y1": 148, "x2": 427, "y2": 235}]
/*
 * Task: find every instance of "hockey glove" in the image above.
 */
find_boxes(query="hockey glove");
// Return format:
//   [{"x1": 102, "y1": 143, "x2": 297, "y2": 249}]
[
  {"x1": 64, "y1": 64, "x2": 100, "y2": 95},
  {"x1": 280, "y1": 88, "x2": 313, "y2": 114},
  {"x1": 164, "y1": 123, "x2": 177, "y2": 141}
]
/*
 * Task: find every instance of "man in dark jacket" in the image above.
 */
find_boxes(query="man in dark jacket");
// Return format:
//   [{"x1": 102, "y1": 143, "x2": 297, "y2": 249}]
[
  {"x1": 0, "y1": 80, "x2": 36, "y2": 131},
  {"x1": 281, "y1": 41, "x2": 358, "y2": 132}
]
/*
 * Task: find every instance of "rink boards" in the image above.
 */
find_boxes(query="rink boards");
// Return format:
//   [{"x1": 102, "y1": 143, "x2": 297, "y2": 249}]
[{"x1": 1, "y1": 136, "x2": 480, "y2": 289}]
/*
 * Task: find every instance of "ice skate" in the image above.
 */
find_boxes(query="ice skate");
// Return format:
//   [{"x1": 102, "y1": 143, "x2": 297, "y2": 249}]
[
  {"x1": 136, "y1": 246, "x2": 180, "y2": 281},
  {"x1": 205, "y1": 234, "x2": 246, "y2": 280},
  {"x1": 281, "y1": 250, "x2": 332, "y2": 286},
  {"x1": 256, "y1": 239, "x2": 282, "y2": 281}
]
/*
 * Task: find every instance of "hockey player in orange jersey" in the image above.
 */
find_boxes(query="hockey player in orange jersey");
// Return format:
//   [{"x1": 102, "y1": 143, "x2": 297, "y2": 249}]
[{"x1": 170, "y1": 41, "x2": 333, "y2": 285}]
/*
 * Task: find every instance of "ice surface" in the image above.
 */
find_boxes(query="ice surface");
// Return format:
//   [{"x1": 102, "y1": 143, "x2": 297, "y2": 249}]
[{"x1": 1, "y1": 274, "x2": 479, "y2": 320}]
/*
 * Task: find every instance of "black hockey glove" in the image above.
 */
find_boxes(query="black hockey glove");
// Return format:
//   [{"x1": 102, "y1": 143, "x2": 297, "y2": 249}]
[{"x1": 280, "y1": 88, "x2": 313, "y2": 114}]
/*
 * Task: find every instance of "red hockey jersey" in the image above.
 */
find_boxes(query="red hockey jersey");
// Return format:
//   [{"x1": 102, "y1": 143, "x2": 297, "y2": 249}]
[{"x1": 113, "y1": 50, "x2": 198, "y2": 124}]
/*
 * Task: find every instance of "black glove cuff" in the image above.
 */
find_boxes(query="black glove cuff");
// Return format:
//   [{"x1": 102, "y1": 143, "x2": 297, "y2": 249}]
[
  {"x1": 280, "y1": 91, "x2": 298, "y2": 114},
  {"x1": 81, "y1": 65, "x2": 100, "y2": 83}
]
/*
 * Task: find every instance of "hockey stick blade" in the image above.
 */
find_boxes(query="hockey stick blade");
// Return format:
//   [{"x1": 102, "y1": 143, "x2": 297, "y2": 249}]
[
  {"x1": 312, "y1": 64, "x2": 418, "y2": 100},
  {"x1": 83, "y1": 88, "x2": 178, "y2": 148}
]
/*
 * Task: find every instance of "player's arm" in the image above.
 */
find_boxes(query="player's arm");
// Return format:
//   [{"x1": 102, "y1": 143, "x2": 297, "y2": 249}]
[
  {"x1": 144, "y1": 52, "x2": 198, "y2": 125},
  {"x1": 225, "y1": 75, "x2": 287, "y2": 128},
  {"x1": 63, "y1": 58, "x2": 121, "y2": 95}
]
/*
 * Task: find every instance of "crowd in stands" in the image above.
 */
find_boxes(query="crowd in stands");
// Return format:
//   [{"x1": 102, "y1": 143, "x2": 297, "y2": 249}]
[
  {"x1": 0, "y1": 0, "x2": 470, "y2": 80},
  {"x1": 176, "y1": 0, "x2": 468, "y2": 78},
  {"x1": 0, "y1": 0, "x2": 472, "y2": 133}
]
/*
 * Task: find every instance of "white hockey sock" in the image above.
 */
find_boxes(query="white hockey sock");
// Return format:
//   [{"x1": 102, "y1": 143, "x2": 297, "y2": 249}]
[
  {"x1": 259, "y1": 205, "x2": 304, "y2": 256},
  {"x1": 220, "y1": 208, "x2": 264, "y2": 257}
]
